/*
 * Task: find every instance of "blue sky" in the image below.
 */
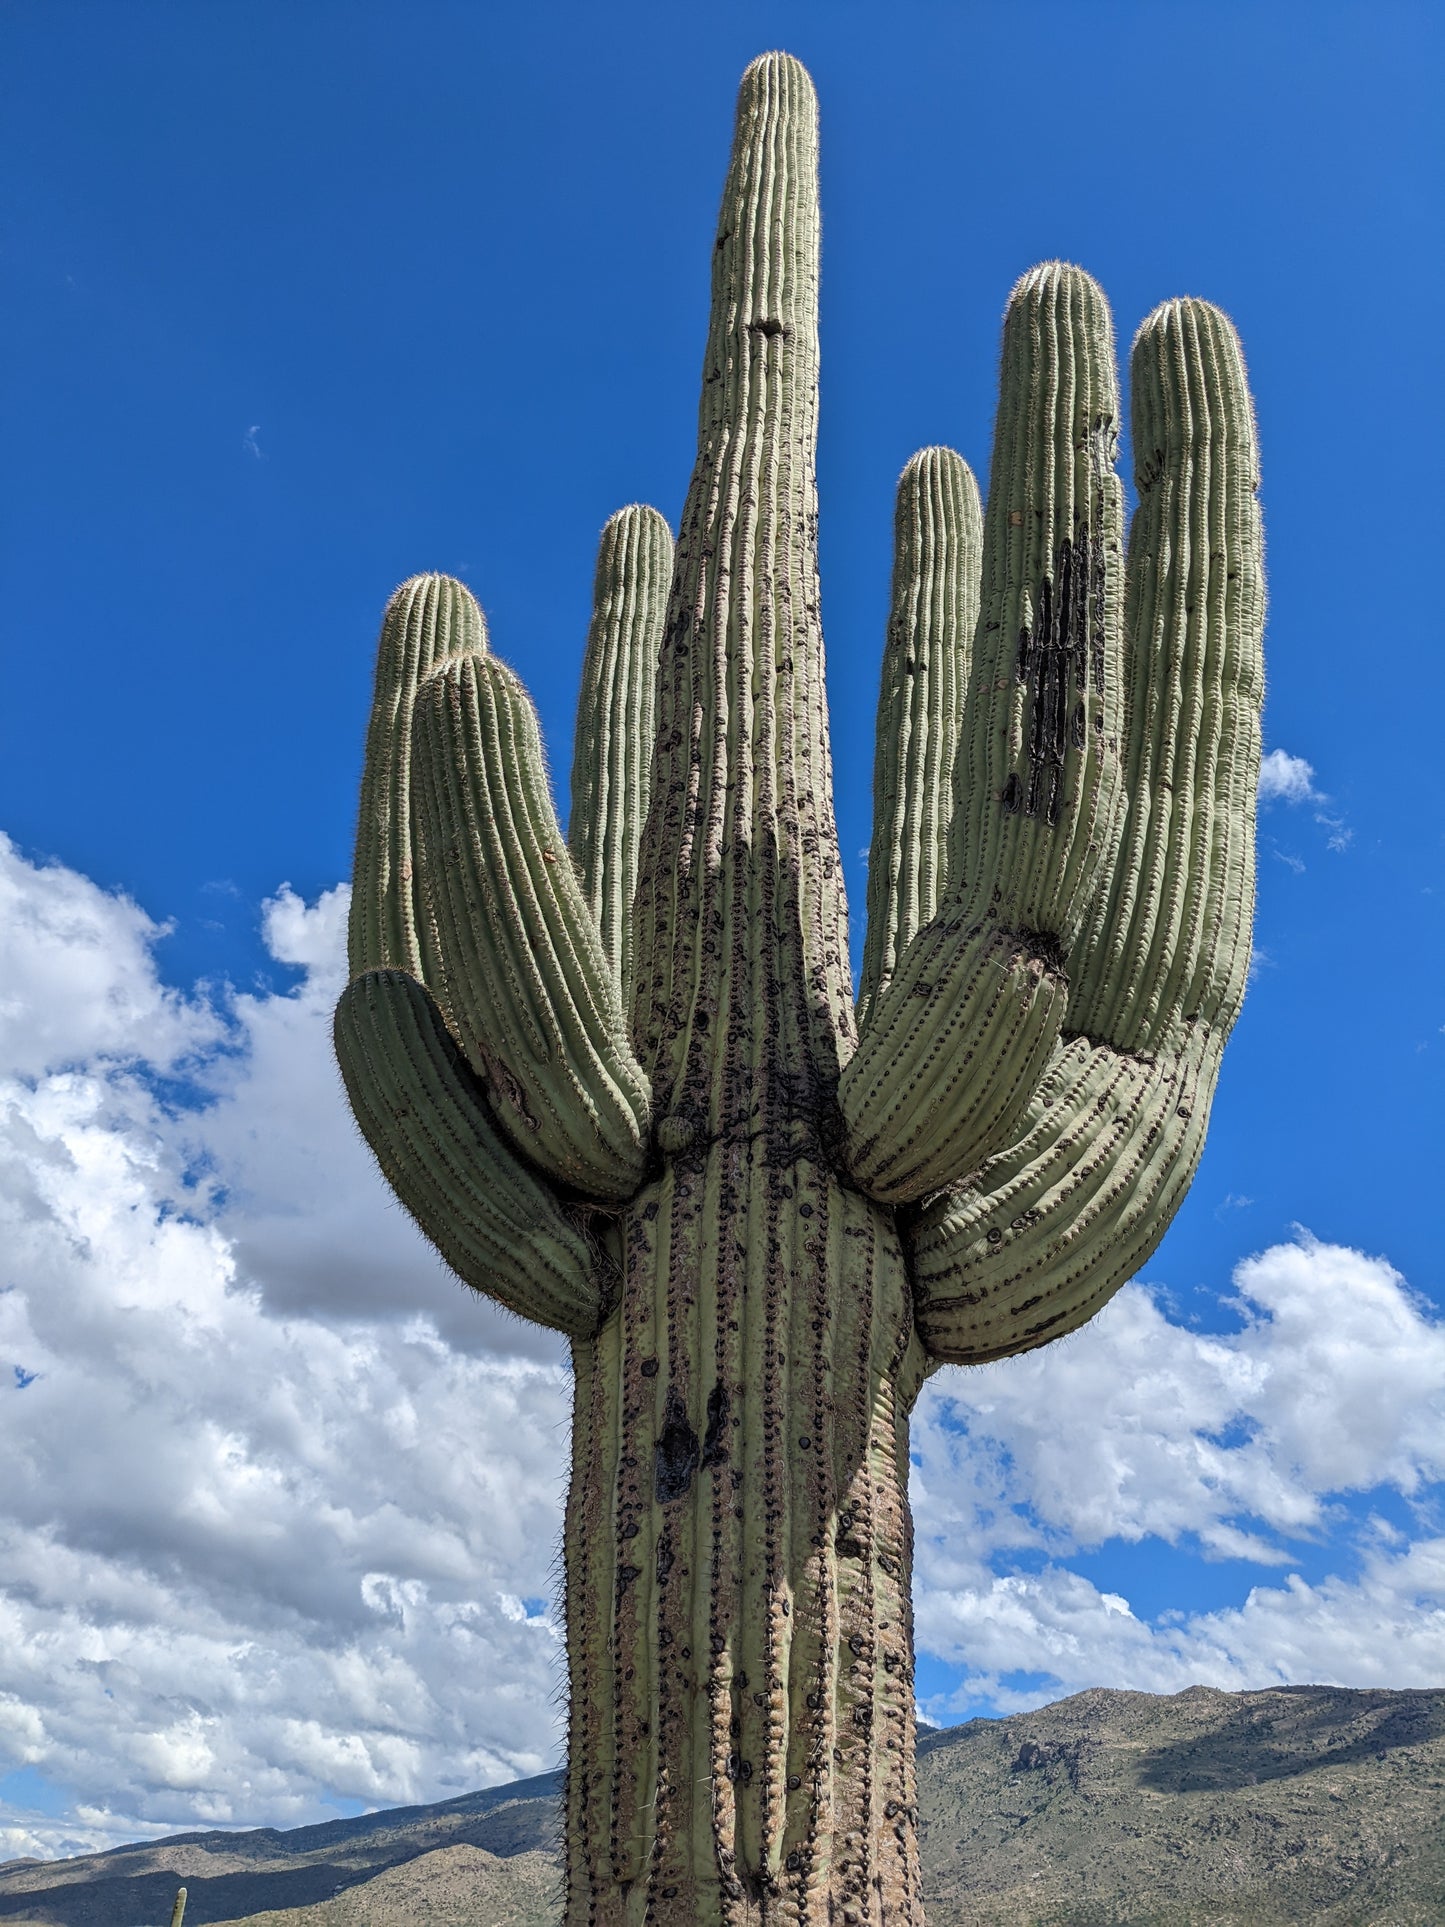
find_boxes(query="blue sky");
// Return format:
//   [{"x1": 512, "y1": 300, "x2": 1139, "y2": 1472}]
[{"x1": 2, "y1": 0, "x2": 1442, "y2": 1860}]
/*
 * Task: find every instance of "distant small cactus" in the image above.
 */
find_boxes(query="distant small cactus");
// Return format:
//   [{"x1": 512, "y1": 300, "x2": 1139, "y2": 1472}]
[{"x1": 336, "y1": 51, "x2": 1264, "y2": 1926}]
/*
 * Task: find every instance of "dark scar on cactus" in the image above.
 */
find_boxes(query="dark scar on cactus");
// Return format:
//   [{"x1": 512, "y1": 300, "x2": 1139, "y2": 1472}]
[
  {"x1": 654, "y1": 1386, "x2": 701, "y2": 1503},
  {"x1": 700, "y1": 1381, "x2": 731, "y2": 1467},
  {"x1": 1012, "y1": 533, "x2": 1105, "y2": 825}
]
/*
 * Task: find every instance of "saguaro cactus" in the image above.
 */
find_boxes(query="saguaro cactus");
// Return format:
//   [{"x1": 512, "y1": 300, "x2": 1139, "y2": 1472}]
[{"x1": 335, "y1": 51, "x2": 1263, "y2": 1927}]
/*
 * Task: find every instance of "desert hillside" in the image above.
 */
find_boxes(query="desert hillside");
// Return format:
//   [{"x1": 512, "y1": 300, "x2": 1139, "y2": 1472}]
[{"x1": 2, "y1": 1685, "x2": 1441, "y2": 1924}]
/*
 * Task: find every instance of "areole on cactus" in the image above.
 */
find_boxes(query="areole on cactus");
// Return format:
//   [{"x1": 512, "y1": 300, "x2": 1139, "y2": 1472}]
[{"x1": 334, "y1": 49, "x2": 1264, "y2": 1927}]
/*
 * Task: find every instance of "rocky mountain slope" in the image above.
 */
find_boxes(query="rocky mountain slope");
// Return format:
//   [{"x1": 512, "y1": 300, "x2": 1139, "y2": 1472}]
[{"x1": 2, "y1": 1685, "x2": 1441, "y2": 1924}]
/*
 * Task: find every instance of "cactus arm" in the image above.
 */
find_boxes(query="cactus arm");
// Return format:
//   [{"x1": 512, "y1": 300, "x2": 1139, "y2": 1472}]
[
  {"x1": 340, "y1": 572, "x2": 604, "y2": 1330},
  {"x1": 568, "y1": 505, "x2": 673, "y2": 1004},
  {"x1": 909, "y1": 299, "x2": 1264, "y2": 1362},
  {"x1": 628, "y1": 51, "x2": 856, "y2": 1159},
  {"x1": 411, "y1": 634, "x2": 652, "y2": 1203},
  {"x1": 336, "y1": 969, "x2": 605, "y2": 1337},
  {"x1": 856, "y1": 448, "x2": 982, "y2": 1030},
  {"x1": 840, "y1": 265, "x2": 1126, "y2": 1202},
  {"x1": 347, "y1": 573, "x2": 485, "y2": 983}
]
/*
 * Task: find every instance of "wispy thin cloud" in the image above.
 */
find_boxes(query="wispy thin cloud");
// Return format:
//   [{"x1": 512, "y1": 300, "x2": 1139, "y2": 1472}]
[{"x1": 243, "y1": 425, "x2": 264, "y2": 460}]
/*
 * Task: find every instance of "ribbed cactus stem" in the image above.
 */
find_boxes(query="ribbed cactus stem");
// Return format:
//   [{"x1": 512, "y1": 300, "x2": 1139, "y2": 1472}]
[
  {"x1": 570, "y1": 505, "x2": 674, "y2": 1000},
  {"x1": 562, "y1": 54, "x2": 929, "y2": 1922},
  {"x1": 335, "y1": 969, "x2": 603, "y2": 1336},
  {"x1": 950, "y1": 263, "x2": 1124, "y2": 932},
  {"x1": 859, "y1": 447, "x2": 982, "y2": 1028}
]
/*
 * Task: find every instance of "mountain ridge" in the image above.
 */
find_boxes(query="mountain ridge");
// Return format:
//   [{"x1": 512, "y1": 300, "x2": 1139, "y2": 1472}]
[{"x1": 3, "y1": 1684, "x2": 1442, "y2": 1924}]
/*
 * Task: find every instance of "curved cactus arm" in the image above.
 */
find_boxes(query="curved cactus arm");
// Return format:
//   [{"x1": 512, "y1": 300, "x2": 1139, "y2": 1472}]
[
  {"x1": 568, "y1": 504, "x2": 673, "y2": 1004},
  {"x1": 857, "y1": 447, "x2": 981, "y2": 1031},
  {"x1": 410, "y1": 620, "x2": 651, "y2": 1204},
  {"x1": 842, "y1": 265, "x2": 1125, "y2": 1202},
  {"x1": 336, "y1": 970, "x2": 605, "y2": 1337},
  {"x1": 909, "y1": 299, "x2": 1264, "y2": 1362},
  {"x1": 348, "y1": 573, "x2": 486, "y2": 984}
]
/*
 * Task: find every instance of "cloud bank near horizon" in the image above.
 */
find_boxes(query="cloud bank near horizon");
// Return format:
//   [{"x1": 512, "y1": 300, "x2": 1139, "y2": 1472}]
[{"x1": 1, "y1": 832, "x2": 1440, "y2": 1861}]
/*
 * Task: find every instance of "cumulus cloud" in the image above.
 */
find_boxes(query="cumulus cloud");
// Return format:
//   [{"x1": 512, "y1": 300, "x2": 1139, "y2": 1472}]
[
  {"x1": 914, "y1": 1533, "x2": 1445, "y2": 1721},
  {"x1": 912, "y1": 1239, "x2": 1445, "y2": 1717},
  {"x1": 0, "y1": 836, "x2": 1440, "y2": 1862},
  {"x1": 0, "y1": 842, "x2": 570, "y2": 1861},
  {"x1": 1257, "y1": 749, "x2": 1322, "y2": 805}
]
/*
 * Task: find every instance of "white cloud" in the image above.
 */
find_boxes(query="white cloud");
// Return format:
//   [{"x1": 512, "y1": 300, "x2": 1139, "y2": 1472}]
[
  {"x1": 915, "y1": 1532, "x2": 1445, "y2": 1722},
  {"x1": 1256, "y1": 749, "x2": 1352, "y2": 853},
  {"x1": 0, "y1": 842, "x2": 569, "y2": 1860},
  {"x1": 0, "y1": 833, "x2": 220, "y2": 1077},
  {"x1": 912, "y1": 1236, "x2": 1445, "y2": 1716},
  {"x1": 1257, "y1": 748, "x2": 1321, "y2": 805}
]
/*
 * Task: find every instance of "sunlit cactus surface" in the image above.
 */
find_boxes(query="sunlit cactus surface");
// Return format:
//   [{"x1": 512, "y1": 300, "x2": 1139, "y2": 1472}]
[{"x1": 335, "y1": 50, "x2": 1264, "y2": 1927}]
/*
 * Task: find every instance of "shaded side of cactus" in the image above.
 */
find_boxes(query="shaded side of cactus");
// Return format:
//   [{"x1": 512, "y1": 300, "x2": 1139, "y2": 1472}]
[{"x1": 336, "y1": 51, "x2": 1263, "y2": 1927}]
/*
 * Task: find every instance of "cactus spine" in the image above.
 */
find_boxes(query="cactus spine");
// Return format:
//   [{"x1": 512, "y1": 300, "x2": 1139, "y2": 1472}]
[{"x1": 336, "y1": 52, "x2": 1263, "y2": 1927}]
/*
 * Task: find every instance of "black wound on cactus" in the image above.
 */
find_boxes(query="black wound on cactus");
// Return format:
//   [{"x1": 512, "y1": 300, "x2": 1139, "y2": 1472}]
[
  {"x1": 569, "y1": 505, "x2": 673, "y2": 1003},
  {"x1": 910, "y1": 299, "x2": 1264, "y2": 1363},
  {"x1": 858, "y1": 448, "x2": 982, "y2": 1030},
  {"x1": 335, "y1": 49, "x2": 1264, "y2": 1927}
]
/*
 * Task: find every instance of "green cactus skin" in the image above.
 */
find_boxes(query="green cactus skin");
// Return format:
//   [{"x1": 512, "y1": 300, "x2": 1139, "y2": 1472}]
[
  {"x1": 169, "y1": 1887, "x2": 187, "y2": 1927},
  {"x1": 335, "y1": 52, "x2": 1264, "y2": 1927},
  {"x1": 858, "y1": 448, "x2": 982, "y2": 1031},
  {"x1": 335, "y1": 967, "x2": 603, "y2": 1335}
]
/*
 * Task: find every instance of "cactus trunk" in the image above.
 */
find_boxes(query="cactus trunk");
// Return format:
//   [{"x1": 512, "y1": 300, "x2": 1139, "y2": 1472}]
[
  {"x1": 566, "y1": 1163, "x2": 927, "y2": 1921},
  {"x1": 337, "y1": 44, "x2": 1264, "y2": 1927},
  {"x1": 559, "y1": 57, "x2": 928, "y2": 1919}
]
